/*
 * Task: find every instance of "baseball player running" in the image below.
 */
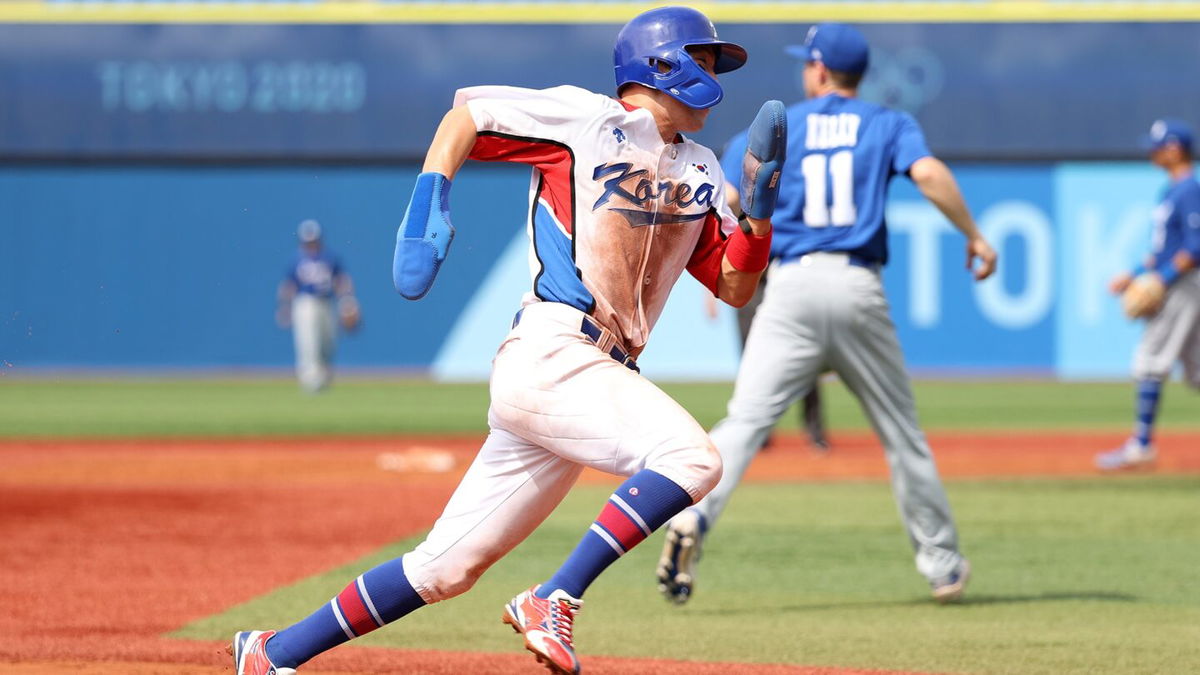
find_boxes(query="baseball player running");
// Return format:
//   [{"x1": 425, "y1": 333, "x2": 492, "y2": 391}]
[
  {"x1": 656, "y1": 22, "x2": 997, "y2": 606},
  {"x1": 1096, "y1": 119, "x2": 1200, "y2": 471},
  {"x1": 232, "y1": 7, "x2": 785, "y2": 675},
  {"x1": 276, "y1": 219, "x2": 360, "y2": 393}
]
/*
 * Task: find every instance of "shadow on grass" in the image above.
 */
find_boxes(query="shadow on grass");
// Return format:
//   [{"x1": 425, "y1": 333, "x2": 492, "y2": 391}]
[
  {"x1": 690, "y1": 591, "x2": 1138, "y2": 614},
  {"x1": 957, "y1": 591, "x2": 1138, "y2": 606}
]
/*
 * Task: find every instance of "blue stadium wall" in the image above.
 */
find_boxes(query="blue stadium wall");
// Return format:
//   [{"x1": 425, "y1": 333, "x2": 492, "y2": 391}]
[{"x1": 3, "y1": 18, "x2": 1198, "y2": 378}]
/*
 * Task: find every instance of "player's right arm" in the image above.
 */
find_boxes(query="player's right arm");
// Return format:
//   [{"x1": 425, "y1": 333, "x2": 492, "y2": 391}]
[
  {"x1": 393, "y1": 106, "x2": 475, "y2": 300},
  {"x1": 891, "y1": 112, "x2": 996, "y2": 282},
  {"x1": 422, "y1": 106, "x2": 478, "y2": 179},
  {"x1": 909, "y1": 156, "x2": 997, "y2": 281},
  {"x1": 395, "y1": 86, "x2": 595, "y2": 300}
]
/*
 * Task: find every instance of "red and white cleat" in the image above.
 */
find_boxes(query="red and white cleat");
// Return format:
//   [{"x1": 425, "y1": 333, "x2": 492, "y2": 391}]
[
  {"x1": 229, "y1": 630, "x2": 295, "y2": 675},
  {"x1": 502, "y1": 585, "x2": 584, "y2": 675}
]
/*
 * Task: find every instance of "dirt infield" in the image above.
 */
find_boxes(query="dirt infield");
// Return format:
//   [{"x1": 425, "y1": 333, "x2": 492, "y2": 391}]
[{"x1": 1, "y1": 432, "x2": 1197, "y2": 675}]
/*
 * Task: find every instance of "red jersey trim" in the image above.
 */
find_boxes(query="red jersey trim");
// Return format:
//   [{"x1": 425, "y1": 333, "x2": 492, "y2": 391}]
[
  {"x1": 686, "y1": 210, "x2": 728, "y2": 295},
  {"x1": 471, "y1": 132, "x2": 576, "y2": 234}
]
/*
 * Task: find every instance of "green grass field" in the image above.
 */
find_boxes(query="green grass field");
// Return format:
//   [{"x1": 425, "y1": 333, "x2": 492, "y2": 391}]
[
  {"x1": 0, "y1": 376, "x2": 1197, "y2": 437},
  {"x1": 6, "y1": 377, "x2": 1199, "y2": 673},
  {"x1": 177, "y1": 478, "x2": 1200, "y2": 675}
]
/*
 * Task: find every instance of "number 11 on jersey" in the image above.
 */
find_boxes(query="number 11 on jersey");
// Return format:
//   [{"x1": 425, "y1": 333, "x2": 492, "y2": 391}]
[{"x1": 802, "y1": 150, "x2": 856, "y2": 228}]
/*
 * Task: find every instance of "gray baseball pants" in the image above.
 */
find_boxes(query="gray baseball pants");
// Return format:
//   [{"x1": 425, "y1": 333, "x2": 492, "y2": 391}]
[
  {"x1": 1133, "y1": 269, "x2": 1200, "y2": 386},
  {"x1": 694, "y1": 252, "x2": 963, "y2": 581},
  {"x1": 292, "y1": 294, "x2": 336, "y2": 393}
]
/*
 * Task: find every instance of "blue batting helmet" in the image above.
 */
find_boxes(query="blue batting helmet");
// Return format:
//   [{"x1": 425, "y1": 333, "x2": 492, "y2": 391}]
[{"x1": 614, "y1": 6, "x2": 747, "y2": 110}]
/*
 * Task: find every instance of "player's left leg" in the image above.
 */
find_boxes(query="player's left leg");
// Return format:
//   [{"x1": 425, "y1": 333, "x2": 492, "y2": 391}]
[
  {"x1": 291, "y1": 295, "x2": 322, "y2": 393},
  {"x1": 504, "y1": 463, "x2": 697, "y2": 675},
  {"x1": 314, "y1": 298, "x2": 337, "y2": 391},
  {"x1": 828, "y1": 267, "x2": 965, "y2": 601},
  {"x1": 491, "y1": 305, "x2": 721, "y2": 603},
  {"x1": 487, "y1": 302, "x2": 721, "y2": 673},
  {"x1": 233, "y1": 426, "x2": 584, "y2": 673}
]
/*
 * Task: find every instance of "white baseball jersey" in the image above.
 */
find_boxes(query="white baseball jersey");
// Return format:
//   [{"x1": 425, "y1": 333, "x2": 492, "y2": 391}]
[
  {"x1": 456, "y1": 85, "x2": 740, "y2": 356},
  {"x1": 402, "y1": 86, "x2": 731, "y2": 603}
]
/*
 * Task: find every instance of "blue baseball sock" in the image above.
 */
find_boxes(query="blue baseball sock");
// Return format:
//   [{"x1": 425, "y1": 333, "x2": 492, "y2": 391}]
[
  {"x1": 1133, "y1": 378, "x2": 1162, "y2": 447},
  {"x1": 266, "y1": 557, "x2": 425, "y2": 668},
  {"x1": 537, "y1": 469, "x2": 692, "y2": 600}
]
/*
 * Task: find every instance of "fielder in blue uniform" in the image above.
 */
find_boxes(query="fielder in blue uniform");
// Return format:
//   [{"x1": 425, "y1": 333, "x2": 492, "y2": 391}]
[
  {"x1": 657, "y1": 23, "x2": 997, "y2": 604},
  {"x1": 276, "y1": 220, "x2": 359, "y2": 393},
  {"x1": 1096, "y1": 119, "x2": 1200, "y2": 470}
]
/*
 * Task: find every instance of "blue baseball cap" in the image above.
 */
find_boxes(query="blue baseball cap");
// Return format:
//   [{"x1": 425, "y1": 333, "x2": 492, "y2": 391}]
[
  {"x1": 297, "y1": 219, "x2": 322, "y2": 243},
  {"x1": 785, "y1": 23, "x2": 870, "y2": 74},
  {"x1": 1140, "y1": 119, "x2": 1193, "y2": 153}
]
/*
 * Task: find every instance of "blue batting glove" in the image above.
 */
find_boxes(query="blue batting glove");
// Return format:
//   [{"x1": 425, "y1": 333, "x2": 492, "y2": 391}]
[
  {"x1": 740, "y1": 100, "x2": 787, "y2": 221},
  {"x1": 393, "y1": 172, "x2": 455, "y2": 300}
]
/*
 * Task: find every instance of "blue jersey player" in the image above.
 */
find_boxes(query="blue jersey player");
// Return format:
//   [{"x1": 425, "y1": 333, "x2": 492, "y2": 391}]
[
  {"x1": 1097, "y1": 119, "x2": 1200, "y2": 470},
  {"x1": 656, "y1": 23, "x2": 997, "y2": 605},
  {"x1": 276, "y1": 220, "x2": 359, "y2": 393}
]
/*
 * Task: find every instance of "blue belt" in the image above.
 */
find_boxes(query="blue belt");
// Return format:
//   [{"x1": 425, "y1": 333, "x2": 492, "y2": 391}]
[
  {"x1": 782, "y1": 252, "x2": 879, "y2": 269},
  {"x1": 512, "y1": 309, "x2": 639, "y2": 373},
  {"x1": 846, "y1": 254, "x2": 879, "y2": 269}
]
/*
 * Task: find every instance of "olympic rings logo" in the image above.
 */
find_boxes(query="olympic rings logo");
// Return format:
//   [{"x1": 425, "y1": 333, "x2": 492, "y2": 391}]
[{"x1": 857, "y1": 47, "x2": 945, "y2": 115}]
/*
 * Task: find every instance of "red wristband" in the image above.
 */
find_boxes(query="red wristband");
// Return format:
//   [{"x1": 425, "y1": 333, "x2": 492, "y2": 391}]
[{"x1": 724, "y1": 227, "x2": 771, "y2": 273}]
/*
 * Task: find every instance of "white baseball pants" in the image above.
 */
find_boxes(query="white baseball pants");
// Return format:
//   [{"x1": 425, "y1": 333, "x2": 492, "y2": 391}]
[{"x1": 402, "y1": 301, "x2": 722, "y2": 603}]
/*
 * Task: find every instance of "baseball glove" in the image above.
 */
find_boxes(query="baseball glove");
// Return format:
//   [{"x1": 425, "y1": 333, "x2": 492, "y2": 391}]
[
  {"x1": 339, "y1": 297, "x2": 362, "y2": 332},
  {"x1": 1121, "y1": 273, "x2": 1166, "y2": 319},
  {"x1": 740, "y1": 100, "x2": 787, "y2": 221}
]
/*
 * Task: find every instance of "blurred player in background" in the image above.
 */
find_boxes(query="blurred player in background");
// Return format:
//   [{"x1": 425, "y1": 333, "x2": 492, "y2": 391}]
[
  {"x1": 657, "y1": 22, "x2": 997, "y2": 606},
  {"x1": 233, "y1": 7, "x2": 784, "y2": 675},
  {"x1": 706, "y1": 270, "x2": 830, "y2": 451},
  {"x1": 276, "y1": 219, "x2": 360, "y2": 393},
  {"x1": 1097, "y1": 119, "x2": 1200, "y2": 471},
  {"x1": 729, "y1": 199, "x2": 830, "y2": 453}
]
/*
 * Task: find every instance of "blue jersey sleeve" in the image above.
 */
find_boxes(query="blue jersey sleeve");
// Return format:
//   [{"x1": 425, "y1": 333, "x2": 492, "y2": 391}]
[
  {"x1": 891, "y1": 112, "x2": 932, "y2": 175},
  {"x1": 719, "y1": 130, "x2": 750, "y2": 196}
]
